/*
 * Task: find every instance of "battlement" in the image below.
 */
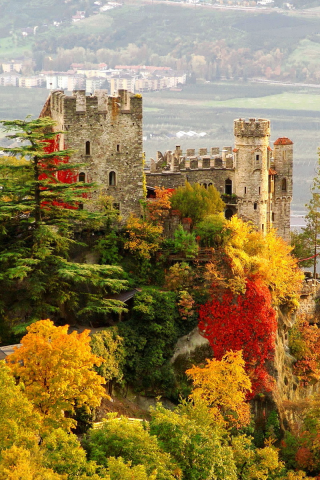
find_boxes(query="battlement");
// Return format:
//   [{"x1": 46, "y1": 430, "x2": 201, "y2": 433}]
[
  {"x1": 46, "y1": 89, "x2": 142, "y2": 119},
  {"x1": 234, "y1": 118, "x2": 270, "y2": 138},
  {"x1": 149, "y1": 145, "x2": 235, "y2": 173}
]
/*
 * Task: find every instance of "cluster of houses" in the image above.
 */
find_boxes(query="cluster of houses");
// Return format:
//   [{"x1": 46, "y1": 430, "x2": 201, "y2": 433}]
[{"x1": 0, "y1": 61, "x2": 187, "y2": 93}]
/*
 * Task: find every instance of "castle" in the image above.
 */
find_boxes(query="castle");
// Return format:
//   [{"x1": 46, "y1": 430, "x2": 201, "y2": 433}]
[{"x1": 40, "y1": 89, "x2": 293, "y2": 242}]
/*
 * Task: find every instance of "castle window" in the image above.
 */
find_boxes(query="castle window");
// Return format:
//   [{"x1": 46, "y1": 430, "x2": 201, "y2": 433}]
[
  {"x1": 116, "y1": 144, "x2": 121, "y2": 153},
  {"x1": 262, "y1": 224, "x2": 264, "y2": 231},
  {"x1": 259, "y1": 187, "x2": 261, "y2": 195},
  {"x1": 272, "y1": 212, "x2": 275, "y2": 221},
  {"x1": 256, "y1": 154, "x2": 260, "y2": 162},
  {"x1": 208, "y1": 183, "x2": 212, "y2": 187},
  {"x1": 254, "y1": 202, "x2": 257, "y2": 210},
  {"x1": 225, "y1": 179, "x2": 232, "y2": 195},
  {"x1": 109, "y1": 171, "x2": 116, "y2": 186},
  {"x1": 79, "y1": 172, "x2": 85, "y2": 182},
  {"x1": 244, "y1": 187, "x2": 247, "y2": 194},
  {"x1": 225, "y1": 208, "x2": 234, "y2": 220},
  {"x1": 85, "y1": 141, "x2": 91, "y2": 156},
  {"x1": 282, "y1": 178, "x2": 287, "y2": 191},
  {"x1": 203, "y1": 183, "x2": 207, "y2": 189}
]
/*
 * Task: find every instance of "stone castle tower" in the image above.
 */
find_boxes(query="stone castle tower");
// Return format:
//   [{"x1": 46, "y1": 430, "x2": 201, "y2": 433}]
[
  {"x1": 233, "y1": 118, "x2": 292, "y2": 241},
  {"x1": 40, "y1": 89, "x2": 144, "y2": 218}
]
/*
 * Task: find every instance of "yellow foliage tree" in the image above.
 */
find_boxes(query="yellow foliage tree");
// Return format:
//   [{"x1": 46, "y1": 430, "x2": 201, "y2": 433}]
[
  {"x1": 7, "y1": 319, "x2": 106, "y2": 431},
  {"x1": 223, "y1": 216, "x2": 303, "y2": 309},
  {"x1": 124, "y1": 214, "x2": 163, "y2": 260},
  {"x1": 231, "y1": 435, "x2": 286, "y2": 480},
  {"x1": 0, "y1": 445, "x2": 64, "y2": 480},
  {"x1": 186, "y1": 350, "x2": 252, "y2": 429}
]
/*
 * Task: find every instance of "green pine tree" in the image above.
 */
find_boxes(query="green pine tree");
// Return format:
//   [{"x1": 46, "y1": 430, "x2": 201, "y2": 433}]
[{"x1": 0, "y1": 117, "x2": 127, "y2": 334}]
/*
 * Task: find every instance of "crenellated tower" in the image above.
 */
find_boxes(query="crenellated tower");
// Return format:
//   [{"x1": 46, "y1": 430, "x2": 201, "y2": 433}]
[
  {"x1": 233, "y1": 118, "x2": 271, "y2": 234},
  {"x1": 40, "y1": 89, "x2": 144, "y2": 219}
]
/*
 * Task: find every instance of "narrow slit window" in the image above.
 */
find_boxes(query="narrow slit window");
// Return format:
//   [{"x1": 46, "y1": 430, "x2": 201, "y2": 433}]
[
  {"x1": 116, "y1": 144, "x2": 120, "y2": 153},
  {"x1": 85, "y1": 141, "x2": 91, "y2": 156},
  {"x1": 282, "y1": 178, "x2": 287, "y2": 191},
  {"x1": 109, "y1": 171, "x2": 116, "y2": 186},
  {"x1": 79, "y1": 172, "x2": 85, "y2": 182},
  {"x1": 272, "y1": 212, "x2": 275, "y2": 221},
  {"x1": 259, "y1": 187, "x2": 261, "y2": 195},
  {"x1": 256, "y1": 154, "x2": 260, "y2": 162},
  {"x1": 254, "y1": 202, "x2": 257, "y2": 210},
  {"x1": 225, "y1": 178, "x2": 232, "y2": 195}
]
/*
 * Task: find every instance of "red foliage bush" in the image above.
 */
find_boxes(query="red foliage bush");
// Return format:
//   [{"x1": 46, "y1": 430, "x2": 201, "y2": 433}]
[{"x1": 198, "y1": 278, "x2": 277, "y2": 396}]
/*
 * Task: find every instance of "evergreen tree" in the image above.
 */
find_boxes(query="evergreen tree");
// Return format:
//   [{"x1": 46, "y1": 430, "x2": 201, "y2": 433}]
[{"x1": 0, "y1": 117, "x2": 127, "y2": 331}]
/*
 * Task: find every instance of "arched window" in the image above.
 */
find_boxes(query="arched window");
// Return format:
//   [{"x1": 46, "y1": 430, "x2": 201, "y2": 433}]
[
  {"x1": 109, "y1": 171, "x2": 116, "y2": 186},
  {"x1": 225, "y1": 178, "x2": 232, "y2": 195},
  {"x1": 85, "y1": 141, "x2": 91, "y2": 156},
  {"x1": 282, "y1": 178, "x2": 287, "y2": 191},
  {"x1": 203, "y1": 183, "x2": 207, "y2": 189},
  {"x1": 225, "y1": 208, "x2": 234, "y2": 220},
  {"x1": 79, "y1": 172, "x2": 85, "y2": 182}
]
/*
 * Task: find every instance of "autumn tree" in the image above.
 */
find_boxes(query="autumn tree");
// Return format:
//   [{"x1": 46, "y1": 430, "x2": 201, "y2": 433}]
[
  {"x1": 198, "y1": 279, "x2": 277, "y2": 395},
  {"x1": 0, "y1": 361, "x2": 41, "y2": 451},
  {"x1": 123, "y1": 213, "x2": 163, "y2": 261},
  {"x1": 289, "y1": 317, "x2": 320, "y2": 385},
  {"x1": 7, "y1": 319, "x2": 107, "y2": 431},
  {"x1": 231, "y1": 435, "x2": 287, "y2": 480},
  {"x1": 223, "y1": 216, "x2": 303, "y2": 308},
  {"x1": 186, "y1": 350, "x2": 252, "y2": 428},
  {"x1": 146, "y1": 186, "x2": 172, "y2": 225},
  {"x1": 0, "y1": 117, "x2": 127, "y2": 327},
  {"x1": 0, "y1": 445, "x2": 63, "y2": 480},
  {"x1": 170, "y1": 182, "x2": 224, "y2": 225}
]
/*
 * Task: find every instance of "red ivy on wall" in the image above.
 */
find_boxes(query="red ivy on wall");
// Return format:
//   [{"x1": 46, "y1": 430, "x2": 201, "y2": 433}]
[
  {"x1": 39, "y1": 136, "x2": 84, "y2": 210},
  {"x1": 198, "y1": 278, "x2": 277, "y2": 396}
]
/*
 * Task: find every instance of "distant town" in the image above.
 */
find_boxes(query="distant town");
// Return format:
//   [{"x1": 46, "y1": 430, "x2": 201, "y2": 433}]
[{"x1": 0, "y1": 60, "x2": 187, "y2": 93}]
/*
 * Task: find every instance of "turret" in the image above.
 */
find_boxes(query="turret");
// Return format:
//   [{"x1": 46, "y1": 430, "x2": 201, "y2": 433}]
[{"x1": 272, "y1": 137, "x2": 293, "y2": 242}]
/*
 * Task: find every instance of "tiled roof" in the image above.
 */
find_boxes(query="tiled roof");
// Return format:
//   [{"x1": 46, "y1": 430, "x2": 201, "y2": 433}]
[{"x1": 274, "y1": 137, "x2": 293, "y2": 145}]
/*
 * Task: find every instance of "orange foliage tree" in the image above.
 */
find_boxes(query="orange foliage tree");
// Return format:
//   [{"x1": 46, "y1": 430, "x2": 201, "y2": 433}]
[
  {"x1": 123, "y1": 214, "x2": 163, "y2": 261},
  {"x1": 7, "y1": 319, "x2": 106, "y2": 431},
  {"x1": 186, "y1": 350, "x2": 252, "y2": 428},
  {"x1": 146, "y1": 186, "x2": 172, "y2": 225}
]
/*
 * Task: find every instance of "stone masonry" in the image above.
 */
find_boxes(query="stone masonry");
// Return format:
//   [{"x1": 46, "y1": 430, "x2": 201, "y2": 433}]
[
  {"x1": 146, "y1": 118, "x2": 293, "y2": 242},
  {"x1": 40, "y1": 89, "x2": 144, "y2": 219}
]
